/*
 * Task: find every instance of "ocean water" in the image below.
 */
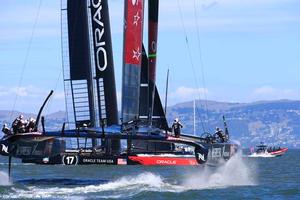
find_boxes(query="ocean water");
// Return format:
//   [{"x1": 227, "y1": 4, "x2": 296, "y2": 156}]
[{"x1": 0, "y1": 150, "x2": 299, "y2": 200}]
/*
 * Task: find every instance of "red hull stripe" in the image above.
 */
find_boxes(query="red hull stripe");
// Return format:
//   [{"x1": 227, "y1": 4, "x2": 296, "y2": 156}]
[
  {"x1": 270, "y1": 148, "x2": 288, "y2": 155},
  {"x1": 128, "y1": 156, "x2": 198, "y2": 165}
]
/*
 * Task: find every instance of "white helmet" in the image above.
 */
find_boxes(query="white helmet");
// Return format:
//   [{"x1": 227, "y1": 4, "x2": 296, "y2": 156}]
[
  {"x1": 175, "y1": 118, "x2": 179, "y2": 122},
  {"x1": 29, "y1": 117, "x2": 36, "y2": 122}
]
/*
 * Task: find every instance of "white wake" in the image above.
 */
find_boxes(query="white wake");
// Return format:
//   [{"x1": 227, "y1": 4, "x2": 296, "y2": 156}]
[
  {"x1": 4, "y1": 172, "x2": 178, "y2": 199},
  {"x1": 4, "y1": 153, "x2": 256, "y2": 199},
  {"x1": 0, "y1": 171, "x2": 11, "y2": 186},
  {"x1": 181, "y1": 152, "x2": 257, "y2": 190},
  {"x1": 247, "y1": 153, "x2": 275, "y2": 158}
]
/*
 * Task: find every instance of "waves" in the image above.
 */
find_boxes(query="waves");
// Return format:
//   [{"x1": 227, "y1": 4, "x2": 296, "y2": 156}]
[
  {"x1": 0, "y1": 171, "x2": 11, "y2": 186},
  {"x1": 3, "y1": 172, "x2": 178, "y2": 199},
  {"x1": 16, "y1": 178, "x2": 109, "y2": 186},
  {"x1": 182, "y1": 152, "x2": 257, "y2": 190},
  {"x1": 1, "y1": 153, "x2": 256, "y2": 199}
]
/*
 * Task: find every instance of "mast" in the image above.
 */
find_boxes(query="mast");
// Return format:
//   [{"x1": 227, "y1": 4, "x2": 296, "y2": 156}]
[
  {"x1": 193, "y1": 100, "x2": 196, "y2": 136},
  {"x1": 164, "y1": 69, "x2": 169, "y2": 115},
  {"x1": 121, "y1": 0, "x2": 145, "y2": 123},
  {"x1": 148, "y1": 0, "x2": 159, "y2": 124}
]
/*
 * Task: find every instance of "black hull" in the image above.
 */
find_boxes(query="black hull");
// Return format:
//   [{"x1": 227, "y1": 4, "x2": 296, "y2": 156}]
[{"x1": 20, "y1": 142, "x2": 237, "y2": 166}]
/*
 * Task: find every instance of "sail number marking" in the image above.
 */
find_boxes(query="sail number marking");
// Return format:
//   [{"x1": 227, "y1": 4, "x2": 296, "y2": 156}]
[{"x1": 62, "y1": 155, "x2": 78, "y2": 165}]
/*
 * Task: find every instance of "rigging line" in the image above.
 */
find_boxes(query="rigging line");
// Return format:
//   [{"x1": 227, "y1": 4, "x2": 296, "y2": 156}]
[
  {"x1": 176, "y1": 0, "x2": 206, "y2": 133},
  {"x1": 193, "y1": 0, "x2": 210, "y2": 125},
  {"x1": 9, "y1": 0, "x2": 43, "y2": 122}
]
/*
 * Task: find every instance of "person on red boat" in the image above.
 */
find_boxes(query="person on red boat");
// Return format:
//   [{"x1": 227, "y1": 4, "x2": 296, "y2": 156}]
[{"x1": 172, "y1": 118, "x2": 183, "y2": 138}]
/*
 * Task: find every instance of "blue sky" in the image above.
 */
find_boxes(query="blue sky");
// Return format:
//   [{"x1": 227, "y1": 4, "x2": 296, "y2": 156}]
[{"x1": 0, "y1": 0, "x2": 300, "y2": 114}]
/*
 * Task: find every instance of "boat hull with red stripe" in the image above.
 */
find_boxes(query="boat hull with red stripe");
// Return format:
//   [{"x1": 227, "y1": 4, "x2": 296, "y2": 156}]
[
  {"x1": 269, "y1": 148, "x2": 288, "y2": 156},
  {"x1": 128, "y1": 155, "x2": 198, "y2": 165}
]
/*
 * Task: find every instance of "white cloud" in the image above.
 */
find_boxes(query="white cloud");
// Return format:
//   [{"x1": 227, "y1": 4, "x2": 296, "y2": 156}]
[
  {"x1": 169, "y1": 86, "x2": 210, "y2": 105},
  {"x1": 6, "y1": 85, "x2": 46, "y2": 97},
  {"x1": 251, "y1": 86, "x2": 300, "y2": 101},
  {"x1": 0, "y1": 85, "x2": 65, "y2": 113}
]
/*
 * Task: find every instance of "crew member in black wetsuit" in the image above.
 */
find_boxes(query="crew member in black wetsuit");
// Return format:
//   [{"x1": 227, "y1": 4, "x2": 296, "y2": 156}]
[
  {"x1": 2, "y1": 123, "x2": 11, "y2": 135},
  {"x1": 214, "y1": 127, "x2": 226, "y2": 143},
  {"x1": 172, "y1": 118, "x2": 183, "y2": 138},
  {"x1": 25, "y1": 117, "x2": 36, "y2": 132},
  {"x1": 12, "y1": 115, "x2": 26, "y2": 134}
]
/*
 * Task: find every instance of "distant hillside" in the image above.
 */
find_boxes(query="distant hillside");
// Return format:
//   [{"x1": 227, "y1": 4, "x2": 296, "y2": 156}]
[
  {"x1": 1, "y1": 100, "x2": 300, "y2": 148},
  {"x1": 167, "y1": 100, "x2": 300, "y2": 148}
]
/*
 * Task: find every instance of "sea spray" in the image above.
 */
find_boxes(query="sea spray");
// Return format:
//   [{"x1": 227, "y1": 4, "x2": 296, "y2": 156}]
[
  {"x1": 5, "y1": 172, "x2": 177, "y2": 199},
  {"x1": 3, "y1": 155, "x2": 257, "y2": 199},
  {"x1": 181, "y1": 152, "x2": 257, "y2": 190},
  {"x1": 0, "y1": 171, "x2": 11, "y2": 186}
]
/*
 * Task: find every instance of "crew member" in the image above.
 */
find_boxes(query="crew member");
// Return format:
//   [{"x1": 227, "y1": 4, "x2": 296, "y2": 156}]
[
  {"x1": 172, "y1": 118, "x2": 183, "y2": 138},
  {"x1": 2, "y1": 123, "x2": 11, "y2": 135},
  {"x1": 214, "y1": 127, "x2": 226, "y2": 143},
  {"x1": 26, "y1": 117, "x2": 36, "y2": 132},
  {"x1": 12, "y1": 115, "x2": 26, "y2": 134}
]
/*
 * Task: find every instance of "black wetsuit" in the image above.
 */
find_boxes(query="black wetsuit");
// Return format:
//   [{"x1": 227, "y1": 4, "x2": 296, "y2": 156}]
[
  {"x1": 215, "y1": 130, "x2": 226, "y2": 143},
  {"x1": 172, "y1": 122, "x2": 183, "y2": 138}
]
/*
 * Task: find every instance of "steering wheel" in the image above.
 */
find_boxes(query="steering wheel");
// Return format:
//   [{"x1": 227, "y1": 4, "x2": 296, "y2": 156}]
[{"x1": 200, "y1": 132, "x2": 214, "y2": 143}]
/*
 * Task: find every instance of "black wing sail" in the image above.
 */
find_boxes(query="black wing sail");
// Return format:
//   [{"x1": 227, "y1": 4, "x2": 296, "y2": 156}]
[
  {"x1": 138, "y1": 45, "x2": 150, "y2": 122},
  {"x1": 134, "y1": 46, "x2": 171, "y2": 153},
  {"x1": 62, "y1": 0, "x2": 96, "y2": 129},
  {"x1": 62, "y1": 0, "x2": 118, "y2": 128},
  {"x1": 138, "y1": 45, "x2": 168, "y2": 130},
  {"x1": 89, "y1": 0, "x2": 118, "y2": 126},
  {"x1": 88, "y1": 0, "x2": 120, "y2": 153},
  {"x1": 152, "y1": 85, "x2": 169, "y2": 130}
]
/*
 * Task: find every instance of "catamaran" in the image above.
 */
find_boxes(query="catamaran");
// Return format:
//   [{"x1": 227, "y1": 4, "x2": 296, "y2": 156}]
[{"x1": 0, "y1": 0, "x2": 238, "y2": 175}]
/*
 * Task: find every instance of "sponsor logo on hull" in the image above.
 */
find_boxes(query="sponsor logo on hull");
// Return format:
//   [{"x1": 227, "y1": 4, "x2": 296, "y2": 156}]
[
  {"x1": 81, "y1": 158, "x2": 115, "y2": 164},
  {"x1": 129, "y1": 156, "x2": 198, "y2": 165}
]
